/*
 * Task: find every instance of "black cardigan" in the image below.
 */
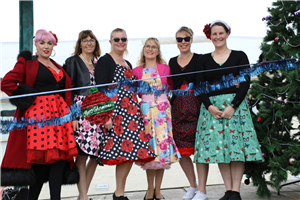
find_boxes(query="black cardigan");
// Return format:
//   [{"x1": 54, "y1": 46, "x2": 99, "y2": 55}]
[
  {"x1": 64, "y1": 55, "x2": 91, "y2": 105},
  {"x1": 95, "y1": 53, "x2": 132, "y2": 86},
  {"x1": 168, "y1": 53, "x2": 201, "y2": 90},
  {"x1": 196, "y1": 50, "x2": 250, "y2": 109}
]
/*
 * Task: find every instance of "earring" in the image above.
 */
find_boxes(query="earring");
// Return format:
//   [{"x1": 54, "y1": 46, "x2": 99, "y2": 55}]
[{"x1": 51, "y1": 49, "x2": 56, "y2": 57}]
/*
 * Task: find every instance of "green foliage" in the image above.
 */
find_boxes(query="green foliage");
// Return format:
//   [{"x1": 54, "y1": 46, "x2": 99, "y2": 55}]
[
  {"x1": 246, "y1": 1, "x2": 300, "y2": 198},
  {"x1": 260, "y1": 1, "x2": 300, "y2": 61}
]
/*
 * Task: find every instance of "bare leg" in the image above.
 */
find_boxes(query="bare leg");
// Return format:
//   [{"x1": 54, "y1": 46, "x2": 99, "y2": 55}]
[
  {"x1": 145, "y1": 169, "x2": 155, "y2": 199},
  {"x1": 76, "y1": 155, "x2": 89, "y2": 200},
  {"x1": 179, "y1": 156, "x2": 197, "y2": 188},
  {"x1": 115, "y1": 162, "x2": 133, "y2": 197},
  {"x1": 154, "y1": 169, "x2": 165, "y2": 199},
  {"x1": 230, "y1": 162, "x2": 245, "y2": 192},
  {"x1": 196, "y1": 163, "x2": 209, "y2": 194},
  {"x1": 218, "y1": 163, "x2": 232, "y2": 191},
  {"x1": 85, "y1": 158, "x2": 98, "y2": 191}
]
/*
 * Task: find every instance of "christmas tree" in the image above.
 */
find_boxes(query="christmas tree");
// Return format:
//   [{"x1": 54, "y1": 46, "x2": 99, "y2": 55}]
[{"x1": 245, "y1": 0, "x2": 300, "y2": 198}]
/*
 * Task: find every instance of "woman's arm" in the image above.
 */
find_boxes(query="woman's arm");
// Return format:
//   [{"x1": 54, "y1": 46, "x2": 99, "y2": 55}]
[
  {"x1": 196, "y1": 55, "x2": 223, "y2": 119},
  {"x1": 196, "y1": 56, "x2": 212, "y2": 109},
  {"x1": 95, "y1": 56, "x2": 110, "y2": 86},
  {"x1": 1, "y1": 52, "x2": 38, "y2": 111},
  {"x1": 230, "y1": 51, "x2": 250, "y2": 108},
  {"x1": 1, "y1": 57, "x2": 27, "y2": 96},
  {"x1": 64, "y1": 57, "x2": 77, "y2": 105},
  {"x1": 94, "y1": 55, "x2": 114, "y2": 129},
  {"x1": 166, "y1": 65, "x2": 174, "y2": 90}
]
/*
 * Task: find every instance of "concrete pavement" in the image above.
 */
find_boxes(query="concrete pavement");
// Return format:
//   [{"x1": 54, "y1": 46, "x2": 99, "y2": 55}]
[{"x1": 61, "y1": 181, "x2": 300, "y2": 200}]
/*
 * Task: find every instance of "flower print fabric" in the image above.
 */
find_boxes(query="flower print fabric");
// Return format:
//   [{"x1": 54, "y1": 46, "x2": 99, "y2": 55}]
[
  {"x1": 74, "y1": 68, "x2": 103, "y2": 157},
  {"x1": 98, "y1": 65, "x2": 155, "y2": 165},
  {"x1": 136, "y1": 67, "x2": 181, "y2": 170}
]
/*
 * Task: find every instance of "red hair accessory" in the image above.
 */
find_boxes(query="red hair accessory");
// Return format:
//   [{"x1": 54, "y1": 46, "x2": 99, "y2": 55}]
[
  {"x1": 49, "y1": 31, "x2": 58, "y2": 44},
  {"x1": 203, "y1": 24, "x2": 211, "y2": 39}
]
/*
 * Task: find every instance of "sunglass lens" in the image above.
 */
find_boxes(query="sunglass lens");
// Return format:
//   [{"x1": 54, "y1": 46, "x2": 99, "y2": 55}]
[
  {"x1": 121, "y1": 38, "x2": 127, "y2": 42},
  {"x1": 176, "y1": 37, "x2": 183, "y2": 42},
  {"x1": 113, "y1": 38, "x2": 120, "y2": 42},
  {"x1": 184, "y1": 37, "x2": 191, "y2": 42}
]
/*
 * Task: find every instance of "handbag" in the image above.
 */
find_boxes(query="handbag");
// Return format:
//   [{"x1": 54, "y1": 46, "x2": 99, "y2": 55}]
[{"x1": 2, "y1": 187, "x2": 28, "y2": 200}]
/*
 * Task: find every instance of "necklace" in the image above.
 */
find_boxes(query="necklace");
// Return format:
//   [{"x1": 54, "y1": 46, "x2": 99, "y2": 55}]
[{"x1": 80, "y1": 54, "x2": 92, "y2": 65}]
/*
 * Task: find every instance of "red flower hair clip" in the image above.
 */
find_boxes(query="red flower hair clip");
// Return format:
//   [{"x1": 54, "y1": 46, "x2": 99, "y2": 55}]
[
  {"x1": 49, "y1": 31, "x2": 58, "y2": 44},
  {"x1": 203, "y1": 24, "x2": 211, "y2": 40}
]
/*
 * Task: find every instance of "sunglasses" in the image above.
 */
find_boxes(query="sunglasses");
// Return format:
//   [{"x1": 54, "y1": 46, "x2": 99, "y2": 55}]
[
  {"x1": 176, "y1": 36, "x2": 192, "y2": 43},
  {"x1": 112, "y1": 38, "x2": 127, "y2": 42}
]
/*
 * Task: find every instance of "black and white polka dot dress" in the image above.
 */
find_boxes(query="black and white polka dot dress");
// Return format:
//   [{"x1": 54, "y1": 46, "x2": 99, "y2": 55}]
[{"x1": 98, "y1": 65, "x2": 155, "y2": 165}]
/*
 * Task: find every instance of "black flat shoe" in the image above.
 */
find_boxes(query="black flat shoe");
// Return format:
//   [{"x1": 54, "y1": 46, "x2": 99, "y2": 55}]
[
  {"x1": 154, "y1": 192, "x2": 165, "y2": 200},
  {"x1": 228, "y1": 191, "x2": 241, "y2": 200},
  {"x1": 219, "y1": 190, "x2": 232, "y2": 200},
  {"x1": 113, "y1": 192, "x2": 129, "y2": 200},
  {"x1": 144, "y1": 192, "x2": 154, "y2": 200}
]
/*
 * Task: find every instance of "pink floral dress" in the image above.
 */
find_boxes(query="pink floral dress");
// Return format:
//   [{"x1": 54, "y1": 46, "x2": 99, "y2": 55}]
[
  {"x1": 74, "y1": 69, "x2": 103, "y2": 157},
  {"x1": 137, "y1": 67, "x2": 181, "y2": 169}
]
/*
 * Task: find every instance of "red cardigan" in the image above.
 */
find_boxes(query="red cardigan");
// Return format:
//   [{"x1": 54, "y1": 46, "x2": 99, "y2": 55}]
[{"x1": 1, "y1": 56, "x2": 71, "y2": 170}]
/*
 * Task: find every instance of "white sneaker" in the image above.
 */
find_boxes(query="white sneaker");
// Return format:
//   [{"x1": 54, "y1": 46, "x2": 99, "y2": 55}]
[
  {"x1": 192, "y1": 191, "x2": 208, "y2": 200},
  {"x1": 183, "y1": 186, "x2": 198, "y2": 200}
]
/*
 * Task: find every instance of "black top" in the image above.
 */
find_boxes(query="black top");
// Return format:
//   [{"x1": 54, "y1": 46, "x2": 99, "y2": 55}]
[
  {"x1": 168, "y1": 53, "x2": 201, "y2": 90},
  {"x1": 64, "y1": 55, "x2": 91, "y2": 104},
  {"x1": 196, "y1": 50, "x2": 250, "y2": 109},
  {"x1": 33, "y1": 62, "x2": 66, "y2": 98},
  {"x1": 95, "y1": 53, "x2": 132, "y2": 86}
]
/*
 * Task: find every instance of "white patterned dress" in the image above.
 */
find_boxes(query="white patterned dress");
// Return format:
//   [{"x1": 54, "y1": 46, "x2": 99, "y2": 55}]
[{"x1": 74, "y1": 69, "x2": 103, "y2": 157}]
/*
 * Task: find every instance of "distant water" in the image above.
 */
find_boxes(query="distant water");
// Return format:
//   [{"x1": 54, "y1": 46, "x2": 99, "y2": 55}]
[{"x1": 1, "y1": 36, "x2": 263, "y2": 78}]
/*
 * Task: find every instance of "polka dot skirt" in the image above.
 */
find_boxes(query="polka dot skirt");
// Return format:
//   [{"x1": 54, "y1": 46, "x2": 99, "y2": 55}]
[{"x1": 25, "y1": 94, "x2": 78, "y2": 164}]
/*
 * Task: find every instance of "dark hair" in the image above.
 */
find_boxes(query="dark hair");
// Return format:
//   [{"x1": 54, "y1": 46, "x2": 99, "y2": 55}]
[
  {"x1": 73, "y1": 30, "x2": 101, "y2": 60},
  {"x1": 210, "y1": 22, "x2": 230, "y2": 34}
]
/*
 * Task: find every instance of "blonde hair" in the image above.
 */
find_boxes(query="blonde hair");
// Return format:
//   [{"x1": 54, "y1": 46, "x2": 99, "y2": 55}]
[
  {"x1": 110, "y1": 28, "x2": 128, "y2": 55},
  {"x1": 137, "y1": 37, "x2": 167, "y2": 67},
  {"x1": 175, "y1": 26, "x2": 194, "y2": 37}
]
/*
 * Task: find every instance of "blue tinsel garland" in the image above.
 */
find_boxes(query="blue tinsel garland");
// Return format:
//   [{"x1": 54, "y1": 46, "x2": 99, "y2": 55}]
[
  {"x1": 1, "y1": 58, "x2": 299, "y2": 133},
  {"x1": 1, "y1": 104, "x2": 81, "y2": 134}
]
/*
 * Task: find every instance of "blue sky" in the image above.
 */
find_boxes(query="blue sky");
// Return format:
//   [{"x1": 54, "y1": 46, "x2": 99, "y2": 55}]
[{"x1": 0, "y1": 0, "x2": 274, "y2": 42}]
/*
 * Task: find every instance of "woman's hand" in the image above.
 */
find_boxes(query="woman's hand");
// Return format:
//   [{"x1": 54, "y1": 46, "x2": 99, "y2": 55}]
[
  {"x1": 72, "y1": 120, "x2": 79, "y2": 132},
  {"x1": 221, "y1": 106, "x2": 235, "y2": 119},
  {"x1": 104, "y1": 118, "x2": 113, "y2": 130},
  {"x1": 208, "y1": 105, "x2": 223, "y2": 119}
]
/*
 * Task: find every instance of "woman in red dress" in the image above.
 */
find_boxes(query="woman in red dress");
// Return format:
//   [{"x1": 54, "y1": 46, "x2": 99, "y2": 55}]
[{"x1": 1, "y1": 29, "x2": 78, "y2": 200}]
